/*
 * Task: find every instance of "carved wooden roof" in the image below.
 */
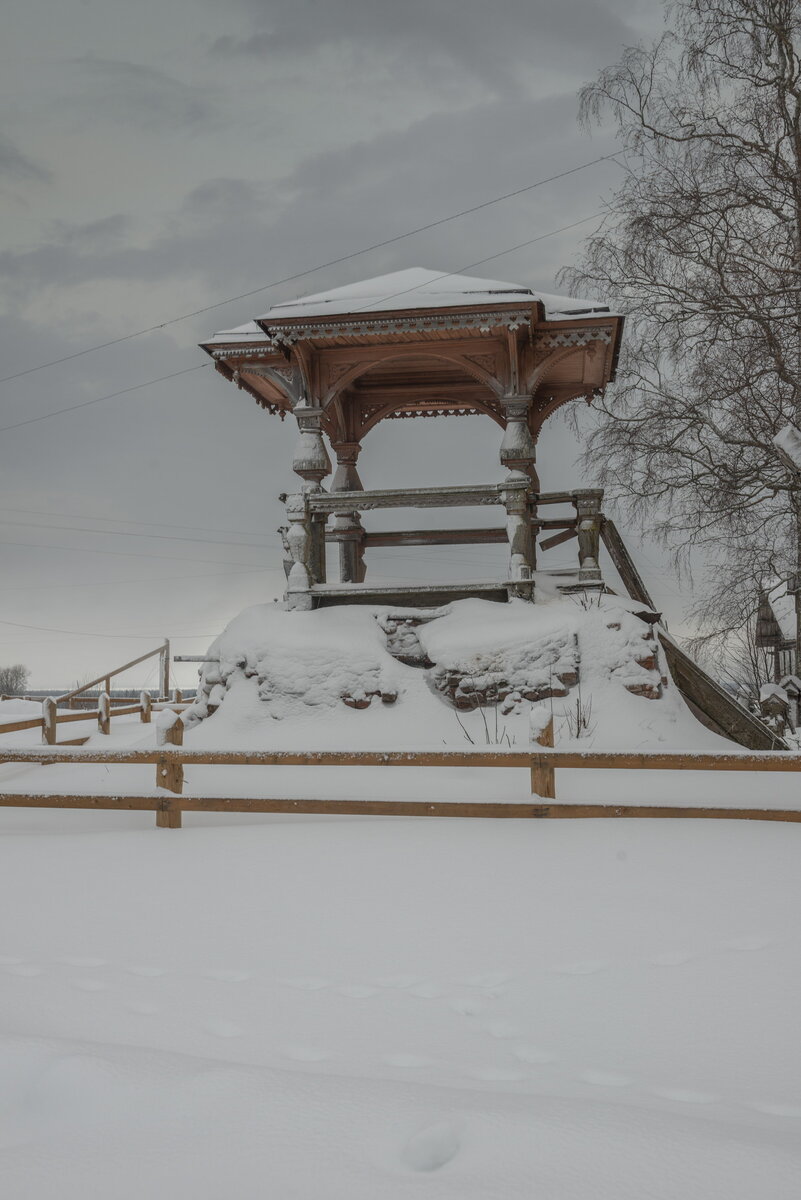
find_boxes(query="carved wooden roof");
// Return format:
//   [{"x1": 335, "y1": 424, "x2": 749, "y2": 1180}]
[{"x1": 200, "y1": 268, "x2": 624, "y2": 445}]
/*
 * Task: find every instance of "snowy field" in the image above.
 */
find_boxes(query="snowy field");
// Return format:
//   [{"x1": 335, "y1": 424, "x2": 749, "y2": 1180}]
[
  {"x1": 1, "y1": 593, "x2": 800, "y2": 1197},
  {"x1": 0, "y1": 800, "x2": 800, "y2": 1197}
]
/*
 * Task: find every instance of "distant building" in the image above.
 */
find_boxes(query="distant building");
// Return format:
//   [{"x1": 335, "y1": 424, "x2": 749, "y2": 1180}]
[{"x1": 756, "y1": 578, "x2": 798, "y2": 680}]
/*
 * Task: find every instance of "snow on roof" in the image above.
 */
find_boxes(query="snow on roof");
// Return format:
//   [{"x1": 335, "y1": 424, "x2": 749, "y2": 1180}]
[
  {"x1": 256, "y1": 269, "x2": 612, "y2": 322},
  {"x1": 774, "y1": 422, "x2": 801, "y2": 472},
  {"x1": 204, "y1": 269, "x2": 614, "y2": 343},
  {"x1": 768, "y1": 579, "x2": 797, "y2": 644}
]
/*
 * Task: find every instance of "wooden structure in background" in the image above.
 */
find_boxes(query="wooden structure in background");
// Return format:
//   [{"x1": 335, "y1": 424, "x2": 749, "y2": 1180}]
[{"x1": 202, "y1": 269, "x2": 624, "y2": 608}]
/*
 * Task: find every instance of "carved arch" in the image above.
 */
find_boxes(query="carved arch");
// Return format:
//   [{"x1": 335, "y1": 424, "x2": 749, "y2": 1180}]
[
  {"x1": 321, "y1": 349, "x2": 504, "y2": 409},
  {"x1": 359, "y1": 395, "x2": 504, "y2": 437},
  {"x1": 525, "y1": 344, "x2": 586, "y2": 395}
]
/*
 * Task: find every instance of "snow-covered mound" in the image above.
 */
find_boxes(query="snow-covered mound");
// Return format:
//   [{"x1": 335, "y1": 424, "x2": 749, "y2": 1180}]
[{"x1": 186, "y1": 591, "x2": 722, "y2": 752}]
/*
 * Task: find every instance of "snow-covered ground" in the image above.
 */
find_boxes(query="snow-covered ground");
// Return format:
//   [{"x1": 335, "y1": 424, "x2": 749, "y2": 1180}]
[
  {"x1": 1, "y1": 806, "x2": 800, "y2": 1197},
  {"x1": 1, "y1": 593, "x2": 800, "y2": 1196}
]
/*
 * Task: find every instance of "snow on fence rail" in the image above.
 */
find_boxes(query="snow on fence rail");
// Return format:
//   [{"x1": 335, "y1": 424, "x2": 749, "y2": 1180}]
[
  {"x1": 0, "y1": 739, "x2": 799, "y2": 829},
  {"x1": 0, "y1": 691, "x2": 189, "y2": 744}
]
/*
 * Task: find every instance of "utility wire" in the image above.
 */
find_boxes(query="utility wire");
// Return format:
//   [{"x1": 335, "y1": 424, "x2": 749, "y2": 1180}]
[
  {"x1": 0, "y1": 566, "x2": 273, "y2": 595},
  {"x1": 0, "y1": 210, "x2": 604, "y2": 438},
  {"x1": 0, "y1": 617, "x2": 217, "y2": 639},
  {"x1": 0, "y1": 504, "x2": 276, "y2": 542},
  {"x1": 357, "y1": 214, "x2": 606, "y2": 313},
  {"x1": 0, "y1": 517, "x2": 279, "y2": 551},
  {"x1": 0, "y1": 363, "x2": 208, "y2": 435},
  {"x1": 0, "y1": 538, "x2": 281, "y2": 568},
  {"x1": 0, "y1": 153, "x2": 620, "y2": 386}
]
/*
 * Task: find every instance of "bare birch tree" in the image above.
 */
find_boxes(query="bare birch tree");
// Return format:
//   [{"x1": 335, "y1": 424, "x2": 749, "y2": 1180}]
[{"x1": 561, "y1": 0, "x2": 801, "y2": 669}]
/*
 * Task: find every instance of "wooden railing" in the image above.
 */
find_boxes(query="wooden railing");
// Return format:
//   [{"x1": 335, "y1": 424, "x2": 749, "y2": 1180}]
[
  {"x1": 0, "y1": 739, "x2": 798, "y2": 829},
  {"x1": 0, "y1": 692, "x2": 157, "y2": 745},
  {"x1": 285, "y1": 483, "x2": 604, "y2": 604},
  {"x1": 56, "y1": 642, "x2": 170, "y2": 707}
]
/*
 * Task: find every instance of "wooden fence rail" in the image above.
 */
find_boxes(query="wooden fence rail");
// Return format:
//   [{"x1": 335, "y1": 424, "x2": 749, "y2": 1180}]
[
  {"x1": 0, "y1": 692, "x2": 157, "y2": 744},
  {"x1": 0, "y1": 734, "x2": 799, "y2": 828}
]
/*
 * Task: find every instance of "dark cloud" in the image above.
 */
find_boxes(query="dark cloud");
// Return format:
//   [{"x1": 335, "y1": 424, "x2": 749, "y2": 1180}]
[
  {"x1": 0, "y1": 135, "x2": 51, "y2": 183},
  {"x1": 69, "y1": 57, "x2": 214, "y2": 129},
  {"x1": 0, "y1": 93, "x2": 617, "y2": 310},
  {"x1": 212, "y1": 0, "x2": 638, "y2": 87}
]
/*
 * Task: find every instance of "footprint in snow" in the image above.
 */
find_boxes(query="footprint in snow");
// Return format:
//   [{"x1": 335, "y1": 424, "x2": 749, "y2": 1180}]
[
  {"x1": 513, "y1": 1045, "x2": 555, "y2": 1065},
  {"x1": 464, "y1": 971, "x2": 511, "y2": 989},
  {"x1": 6, "y1": 964, "x2": 43, "y2": 977},
  {"x1": 374, "y1": 974, "x2": 421, "y2": 989},
  {"x1": 449, "y1": 996, "x2": 486, "y2": 1017},
  {"x1": 335, "y1": 984, "x2": 378, "y2": 998},
  {"x1": 126, "y1": 1000, "x2": 159, "y2": 1015},
  {"x1": 126, "y1": 965, "x2": 167, "y2": 978},
  {"x1": 203, "y1": 1020, "x2": 244, "y2": 1039},
  {"x1": 71, "y1": 978, "x2": 108, "y2": 992},
  {"x1": 651, "y1": 1087, "x2": 717, "y2": 1104},
  {"x1": 485, "y1": 1018, "x2": 522, "y2": 1039},
  {"x1": 749, "y1": 1101, "x2": 801, "y2": 1118},
  {"x1": 278, "y1": 976, "x2": 330, "y2": 991},
  {"x1": 283, "y1": 1045, "x2": 332, "y2": 1062},
  {"x1": 648, "y1": 951, "x2": 697, "y2": 967},
  {"x1": 202, "y1": 969, "x2": 252, "y2": 983},
  {"x1": 551, "y1": 961, "x2": 606, "y2": 976},
  {"x1": 723, "y1": 935, "x2": 777, "y2": 953},
  {"x1": 58, "y1": 956, "x2": 107, "y2": 968},
  {"x1": 383, "y1": 1053, "x2": 434, "y2": 1068},
  {"x1": 580, "y1": 1069, "x2": 632, "y2": 1087},
  {"x1": 408, "y1": 982, "x2": 444, "y2": 999},
  {"x1": 402, "y1": 1121, "x2": 461, "y2": 1172},
  {"x1": 468, "y1": 1066, "x2": 526, "y2": 1082}
]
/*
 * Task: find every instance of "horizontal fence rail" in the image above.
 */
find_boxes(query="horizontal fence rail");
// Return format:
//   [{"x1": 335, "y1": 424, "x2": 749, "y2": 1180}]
[
  {"x1": 0, "y1": 736, "x2": 799, "y2": 829},
  {"x1": 0, "y1": 692, "x2": 189, "y2": 744}
]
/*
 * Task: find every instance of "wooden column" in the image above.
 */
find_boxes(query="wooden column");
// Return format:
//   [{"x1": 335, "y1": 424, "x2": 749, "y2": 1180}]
[
  {"x1": 574, "y1": 489, "x2": 603, "y2": 587},
  {"x1": 284, "y1": 492, "x2": 313, "y2": 609},
  {"x1": 331, "y1": 441, "x2": 366, "y2": 584},
  {"x1": 288, "y1": 403, "x2": 331, "y2": 602},
  {"x1": 500, "y1": 396, "x2": 536, "y2": 595}
]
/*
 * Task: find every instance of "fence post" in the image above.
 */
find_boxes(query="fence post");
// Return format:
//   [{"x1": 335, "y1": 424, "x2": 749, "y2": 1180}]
[
  {"x1": 140, "y1": 691, "x2": 152, "y2": 723},
  {"x1": 156, "y1": 748, "x2": 183, "y2": 829},
  {"x1": 174, "y1": 688, "x2": 182, "y2": 704},
  {"x1": 530, "y1": 716, "x2": 556, "y2": 799},
  {"x1": 159, "y1": 640, "x2": 170, "y2": 701},
  {"x1": 42, "y1": 697, "x2": 57, "y2": 746},
  {"x1": 97, "y1": 692, "x2": 111, "y2": 735}
]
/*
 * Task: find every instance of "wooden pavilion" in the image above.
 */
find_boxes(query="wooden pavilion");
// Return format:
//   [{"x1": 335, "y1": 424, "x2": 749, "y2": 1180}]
[{"x1": 201, "y1": 268, "x2": 624, "y2": 609}]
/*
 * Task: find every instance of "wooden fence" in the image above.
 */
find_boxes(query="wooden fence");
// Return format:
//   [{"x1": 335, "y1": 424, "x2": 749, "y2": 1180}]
[
  {"x1": 0, "y1": 642, "x2": 184, "y2": 746},
  {"x1": 0, "y1": 738, "x2": 799, "y2": 829},
  {"x1": 0, "y1": 691, "x2": 190, "y2": 745}
]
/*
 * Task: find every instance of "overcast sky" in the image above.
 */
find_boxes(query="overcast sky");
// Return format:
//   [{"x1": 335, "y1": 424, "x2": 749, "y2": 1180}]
[{"x1": 1, "y1": 0, "x2": 676, "y2": 689}]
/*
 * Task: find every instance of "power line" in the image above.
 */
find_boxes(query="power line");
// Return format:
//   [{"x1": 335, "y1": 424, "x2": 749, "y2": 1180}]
[
  {"x1": 0, "y1": 517, "x2": 279, "y2": 551},
  {"x1": 0, "y1": 538, "x2": 281, "y2": 568},
  {"x1": 0, "y1": 363, "x2": 208, "y2": 435},
  {"x1": 0, "y1": 504, "x2": 275, "y2": 542},
  {"x1": 0, "y1": 617, "x2": 218, "y2": 639},
  {"x1": 357, "y1": 214, "x2": 606, "y2": 314},
  {"x1": 0, "y1": 210, "x2": 604, "y2": 439},
  {"x1": 0, "y1": 154, "x2": 619, "y2": 386},
  {"x1": 0, "y1": 566, "x2": 273, "y2": 595}
]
